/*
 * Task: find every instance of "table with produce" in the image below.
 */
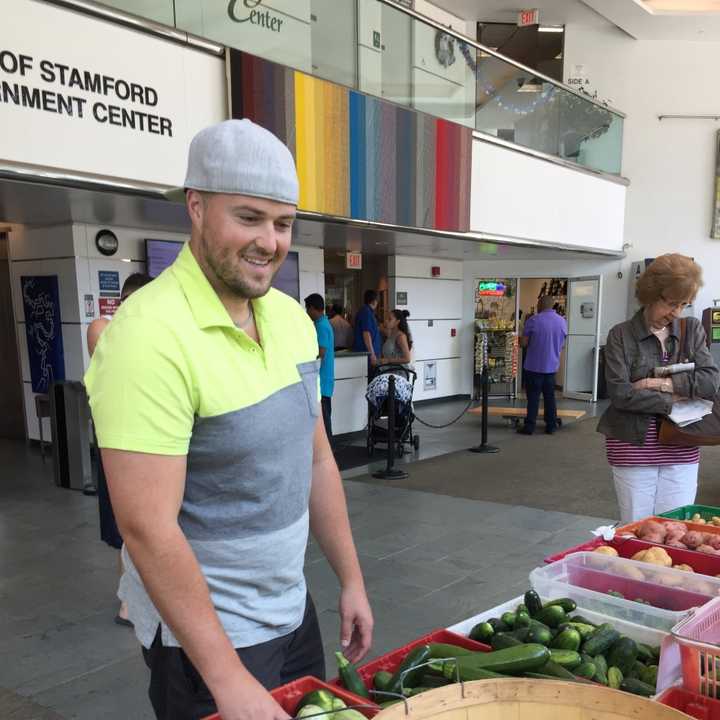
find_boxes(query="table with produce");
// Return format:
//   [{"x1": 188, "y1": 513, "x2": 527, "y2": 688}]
[{"x1": 204, "y1": 505, "x2": 720, "y2": 720}]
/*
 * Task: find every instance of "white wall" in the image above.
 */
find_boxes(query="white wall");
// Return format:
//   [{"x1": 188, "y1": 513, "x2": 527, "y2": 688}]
[
  {"x1": 297, "y1": 246, "x2": 326, "y2": 301},
  {"x1": 389, "y1": 255, "x2": 464, "y2": 401},
  {"x1": 471, "y1": 138, "x2": 627, "y2": 253},
  {"x1": 562, "y1": 8, "x2": 720, "y2": 322}
]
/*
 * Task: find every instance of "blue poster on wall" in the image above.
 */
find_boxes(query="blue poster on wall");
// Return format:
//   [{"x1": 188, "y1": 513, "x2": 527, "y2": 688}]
[{"x1": 21, "y1": 275, "x2": 65, "y2": 393}]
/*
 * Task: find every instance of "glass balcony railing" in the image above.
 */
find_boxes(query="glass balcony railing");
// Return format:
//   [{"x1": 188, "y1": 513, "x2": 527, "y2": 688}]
[{"x1": 91, "y1": 0, "x2": 624, "y2": 175}]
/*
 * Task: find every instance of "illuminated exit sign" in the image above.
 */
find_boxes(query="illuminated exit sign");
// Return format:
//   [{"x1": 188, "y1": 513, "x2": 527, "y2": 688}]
[
  {"x1": 346, "y1": 251, "x2": 362, "y2": 270},
  {"x1": 518, "y1": 8, "x2": 539, "y2": 26},
  {"x1": 477, "y1": 281, "x2": 506, "y2": 297}
]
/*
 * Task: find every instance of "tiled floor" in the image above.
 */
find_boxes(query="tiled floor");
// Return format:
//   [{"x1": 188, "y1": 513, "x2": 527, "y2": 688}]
[{"x1": 0, "y1": 397, "x2": 610, "y2": 719}]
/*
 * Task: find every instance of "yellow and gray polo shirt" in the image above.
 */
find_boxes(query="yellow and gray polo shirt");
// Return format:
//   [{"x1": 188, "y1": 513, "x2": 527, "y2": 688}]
[{"x1": 84, "y1": 243, "x2": 320, "y2": 649}]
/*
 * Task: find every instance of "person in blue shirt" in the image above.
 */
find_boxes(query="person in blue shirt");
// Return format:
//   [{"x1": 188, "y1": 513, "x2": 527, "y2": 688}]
[
  {"x1": 353, "y1": 289, "x2": 382, "y2": 369},
  {"x1": 305, "y1": 293, "x2": 335, "y2": 439}
]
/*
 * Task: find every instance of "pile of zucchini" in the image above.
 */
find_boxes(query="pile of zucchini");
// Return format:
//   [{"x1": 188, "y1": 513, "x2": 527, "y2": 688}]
[{"x1": 465, "y1": 590, "x2": 660, "y2": 697}]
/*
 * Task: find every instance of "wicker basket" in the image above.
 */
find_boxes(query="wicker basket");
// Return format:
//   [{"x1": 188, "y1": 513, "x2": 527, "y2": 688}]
[{"x1": 373, "y1": 679, "x2": 692, "y2": 719}]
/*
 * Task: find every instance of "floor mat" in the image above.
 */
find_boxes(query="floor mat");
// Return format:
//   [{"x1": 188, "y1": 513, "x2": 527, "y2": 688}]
[
  {"x1": 333, "y1": 442, "x2": 386, "y2": 471},
  {"x1": 351, "y1": 417, "x2": 720, "y2": 519}
]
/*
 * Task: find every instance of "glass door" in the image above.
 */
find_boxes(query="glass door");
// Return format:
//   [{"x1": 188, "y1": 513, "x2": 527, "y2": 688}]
[{"x1": 564, "y1": 275, "x2": 602, "y2": 402}]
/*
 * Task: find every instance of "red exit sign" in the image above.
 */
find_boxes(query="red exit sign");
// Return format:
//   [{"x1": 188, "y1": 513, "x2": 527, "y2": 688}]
[
  {"x1": 346, "y1": 251, "x2": 362, "y2": 270},
  {"x1": 518, "y1": 8, "x2": 539, "y2": 27}
]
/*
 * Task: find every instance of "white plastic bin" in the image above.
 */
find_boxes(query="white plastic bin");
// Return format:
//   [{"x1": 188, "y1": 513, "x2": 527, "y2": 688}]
[{"x1": 530, "y1": 552, "x2": 720, "y2": 631}]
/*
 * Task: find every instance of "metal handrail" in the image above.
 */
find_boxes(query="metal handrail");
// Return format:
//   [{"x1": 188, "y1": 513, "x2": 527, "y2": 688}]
[{"x1": 378, "y1": 0, "x2": 626, "y2": 119}]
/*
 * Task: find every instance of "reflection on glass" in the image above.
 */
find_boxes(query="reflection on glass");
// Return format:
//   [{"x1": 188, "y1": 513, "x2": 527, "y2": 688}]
[
  {"x1": 93, "y1": 0, "x2": 174, "y2": 25},
  {"x1": 91, "y1": 0, "x2": 624, "y2": 174}
]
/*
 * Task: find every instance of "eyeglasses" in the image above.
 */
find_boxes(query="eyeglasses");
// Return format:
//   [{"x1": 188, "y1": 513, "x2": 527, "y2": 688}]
[{"x1": 660, "y1": 295, "x2": 691, "y2": 311}]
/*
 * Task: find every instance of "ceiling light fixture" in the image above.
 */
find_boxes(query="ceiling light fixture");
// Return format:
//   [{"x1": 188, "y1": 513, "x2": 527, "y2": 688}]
[{"x1": 538, "y1": 25, "x2": 564, "y2": 32}]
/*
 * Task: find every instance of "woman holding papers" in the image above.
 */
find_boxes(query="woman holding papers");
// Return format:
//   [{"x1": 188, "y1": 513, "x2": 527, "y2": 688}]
[{"x1": 598, "y1": 254, "x2": 719, "y2": 522}]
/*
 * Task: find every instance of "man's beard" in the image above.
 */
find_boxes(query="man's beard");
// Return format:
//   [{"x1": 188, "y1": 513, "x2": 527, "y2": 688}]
[{"x1": 203, "y1": 240, "x2": 279, "y2": 300}]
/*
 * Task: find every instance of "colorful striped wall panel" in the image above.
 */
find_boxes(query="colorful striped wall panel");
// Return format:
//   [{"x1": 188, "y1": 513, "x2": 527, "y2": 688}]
[{"x1": 228, "y1": 49, "x2": 470, "y2": 233}]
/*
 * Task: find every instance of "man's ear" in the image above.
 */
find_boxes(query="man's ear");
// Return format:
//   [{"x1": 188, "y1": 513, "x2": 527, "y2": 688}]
[{"x1": 186, "y1": 190, "x2": 205, "y2": 228}]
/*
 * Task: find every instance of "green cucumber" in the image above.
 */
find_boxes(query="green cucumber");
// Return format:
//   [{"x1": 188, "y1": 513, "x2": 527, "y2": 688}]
[
  {"x1": 386, "y1": 644, "x2": 432, "y2": 695},
  {"x1": 527, "y1": 625, "x2": 552, "y2": 646},
  {"x1": 627, "y1": 660, "x2": 646, "y2": 680},
  {"x1": 427, "y1": 643, "x2": 474, "y2": 659},
  {"x1": 524, "y1": 590, "x2": 544, "y2": 618},
  {"x1": 574, "y1": 661, "x2": 596, "y2": 680},
  {"x1": 296, "y1": 689, "x2": 337, "y2": 713},
  {"x1": 501, "y1": 611, "x2": 517, "y2": 629},
  {"x1": 607, "y1": 637, "x2": 639, "y2": 676},
  {"x1": 419, "y1": 674, "x2": 452, "y2": 688},
  {"x1": 608, "y1": 666, "x2": 623, "y2": 690},
  {"x1": 551, "y1": 628, "x2": 581, "y2": 652},
  {"x1": 581, "y1": 624, "x2": 621, "y2": 657},
  {"x1": 511, "y1": 627, "x2": 531, "y2": 642},
  {"x1": 593, "y1": 655, "x2": 609, "y2": 686},
  {"x1": 515, "y1": 610, "x2": 531, "y2": 628},
  {"x1": 516, "y1": 603, "x2": 529, "y2": 615},
  {"x1": 373, "y1": 670, "x2": 393, "y2": 692},
  {"x1": 569, "y1": 615, "x2": 598, "y2": 628},
  {"x1": 640, "y1": 664, "x2": 658, "y2": 689},
  {"x1": 335, "y1": 652, "x2": 370, "y2": 699},
  {"x1": 535, "y1": 605, "x2": 567, "y2": 628},
  {"x1": 538, "y1": 659, "x2": 578, "y2": 680},
  {"x1": 441, "y1": 644, "x2": 550, "y2": 680},
  {"x1": 470, "y1": 622, "x2": 495, "y2": 644},
  {"x1": 487, "y1": 617, "x2": 509, "y2": 633},
  {"x1": 636, "y1": 643, "x2": 654, "y2": 665},
  {"x1": 491, "y1": 632, "x2": 523, "y2": 650},
  {"x1": 621, "y1": 678, "x2": 655, "y2": 697},
  {"x1": 566, "y1": 623, "x2": 596, "y2": 640},
  {"x1": 544, "y1": 598, "x2": 577, "y2": 613},
  {"x1": 549, "y1": 649, "x2": 582, "y2": 670},
  {"x1": 442, "y1": 665, "x2": 506, "y2": 682}
]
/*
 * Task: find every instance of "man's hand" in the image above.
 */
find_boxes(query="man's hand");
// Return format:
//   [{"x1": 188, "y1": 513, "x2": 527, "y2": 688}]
[
  {"x1": 339, "y1": 584, "x2": 374, "y2": 664},
  {"x1": 214, "y1": 672, "x2": 290, "y2": 720},
  {"x1": 369, "y1": 353, "x2": 378, "y2": 367}
]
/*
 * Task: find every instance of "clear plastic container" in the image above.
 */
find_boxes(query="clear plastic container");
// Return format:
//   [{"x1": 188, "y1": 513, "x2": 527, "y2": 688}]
[{"x1": 530, "y1": 552, "x2": 720, "y2": 631}]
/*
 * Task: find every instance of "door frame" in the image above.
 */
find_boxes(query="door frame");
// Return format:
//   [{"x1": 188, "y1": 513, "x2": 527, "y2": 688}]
[{"x1": 563, "y1": 274, "x2": 603, "y2": 403}]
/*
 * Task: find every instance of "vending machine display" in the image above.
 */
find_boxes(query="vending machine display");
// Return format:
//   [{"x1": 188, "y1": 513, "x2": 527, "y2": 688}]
[{"x1": 702, "y1": 302, "x2": 720, "y2": 366}]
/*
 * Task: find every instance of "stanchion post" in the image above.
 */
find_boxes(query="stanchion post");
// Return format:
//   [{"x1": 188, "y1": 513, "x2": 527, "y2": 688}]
[
  {"x1": 373, "y1": 374, "x2": 409, "y2": 479},
  {"x1": 469, "y1": 366, "x2": 499, "y2": 454}
]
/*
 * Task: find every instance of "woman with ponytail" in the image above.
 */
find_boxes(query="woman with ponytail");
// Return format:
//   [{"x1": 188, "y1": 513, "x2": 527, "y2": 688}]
[{"x1": 380, "y1": 309, "x2": 413, "y2": 367}]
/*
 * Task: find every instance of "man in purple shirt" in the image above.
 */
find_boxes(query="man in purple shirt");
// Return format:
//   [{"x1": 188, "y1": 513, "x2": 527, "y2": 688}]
[{"x1": 519, "y1": 295, "x2": 568, "y2": 435}]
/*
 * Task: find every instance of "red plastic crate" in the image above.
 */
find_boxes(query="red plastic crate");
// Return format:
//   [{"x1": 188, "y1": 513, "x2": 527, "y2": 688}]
[
  {"x1": 659, "y1": 687, "x2": 720, "y2": 720},
  {"x1": 201, "y1": 675, "x2": 379, "y2": 720},
  {"x1": 545, "y1": 536, "x2": 720, "y2": 577},
  {"x1": 327, "y1": 629, "x2": 490, "y2": 694},
  {"x1": 544, "y1": 536, "x2": 605, "y2": 563},
  {"x1": 618, "y1": 517, "x2": 720, "y2": 549}
]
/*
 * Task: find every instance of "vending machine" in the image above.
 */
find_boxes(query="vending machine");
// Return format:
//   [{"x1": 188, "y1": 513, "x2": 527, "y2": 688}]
[{"x1": 702, "y1": 301, "x2": 720, "y2": 366}]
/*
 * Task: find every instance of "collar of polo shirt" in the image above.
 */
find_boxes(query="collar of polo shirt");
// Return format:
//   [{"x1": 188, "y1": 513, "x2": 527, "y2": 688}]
[{"x1": 173, "y1": 243, "x2": 266, "y2": 331}]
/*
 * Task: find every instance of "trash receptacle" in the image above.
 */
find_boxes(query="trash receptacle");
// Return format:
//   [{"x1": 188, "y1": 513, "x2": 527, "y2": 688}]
[{"x1": 50, "y1": 381, "x2": 94, "y2": 493}]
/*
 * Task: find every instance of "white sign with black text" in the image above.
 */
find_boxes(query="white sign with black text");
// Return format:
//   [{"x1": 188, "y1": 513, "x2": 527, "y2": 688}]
[{"x1": 0, "y1": 0, "x2": 225, "y2": 187}]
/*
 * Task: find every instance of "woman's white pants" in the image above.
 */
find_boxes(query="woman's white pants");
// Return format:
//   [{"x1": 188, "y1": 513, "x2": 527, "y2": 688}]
[{"x1": 612, "y1": 463, "x2": 699, "y2": 523}]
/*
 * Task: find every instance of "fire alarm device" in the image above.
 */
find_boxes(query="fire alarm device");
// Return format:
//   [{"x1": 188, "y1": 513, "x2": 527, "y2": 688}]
[
  {"x1": 451, "y1": 328, "x2": 457, "y2": 337},
  {"x1": 431, "y1": 266, "x2": 440, "y2": 277}
]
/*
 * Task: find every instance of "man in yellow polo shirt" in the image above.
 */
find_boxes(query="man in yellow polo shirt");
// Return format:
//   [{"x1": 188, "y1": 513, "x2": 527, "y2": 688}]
[{"x1": 85, "y1": 120, "x2": 373, "y2": 720}]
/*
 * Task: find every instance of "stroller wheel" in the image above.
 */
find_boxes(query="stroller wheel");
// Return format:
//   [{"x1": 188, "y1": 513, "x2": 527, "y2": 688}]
[
  {"x1": 413, "y1": 434, "x2": 420, "y2": 451},
  {"x1": 396, "y1": 442, "x2": 405, "y2": 457}
]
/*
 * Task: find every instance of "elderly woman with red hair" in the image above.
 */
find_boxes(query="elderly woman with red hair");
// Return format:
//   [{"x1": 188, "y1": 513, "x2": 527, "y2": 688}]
[{"x1": 598, "y1": 254, "x2": 719, "y2": 522}]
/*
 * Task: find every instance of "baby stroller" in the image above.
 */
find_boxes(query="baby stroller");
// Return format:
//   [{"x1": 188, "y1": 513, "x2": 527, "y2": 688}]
[{"x1": 365, "y1": 364, "x2": 419, "y2": 457}]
